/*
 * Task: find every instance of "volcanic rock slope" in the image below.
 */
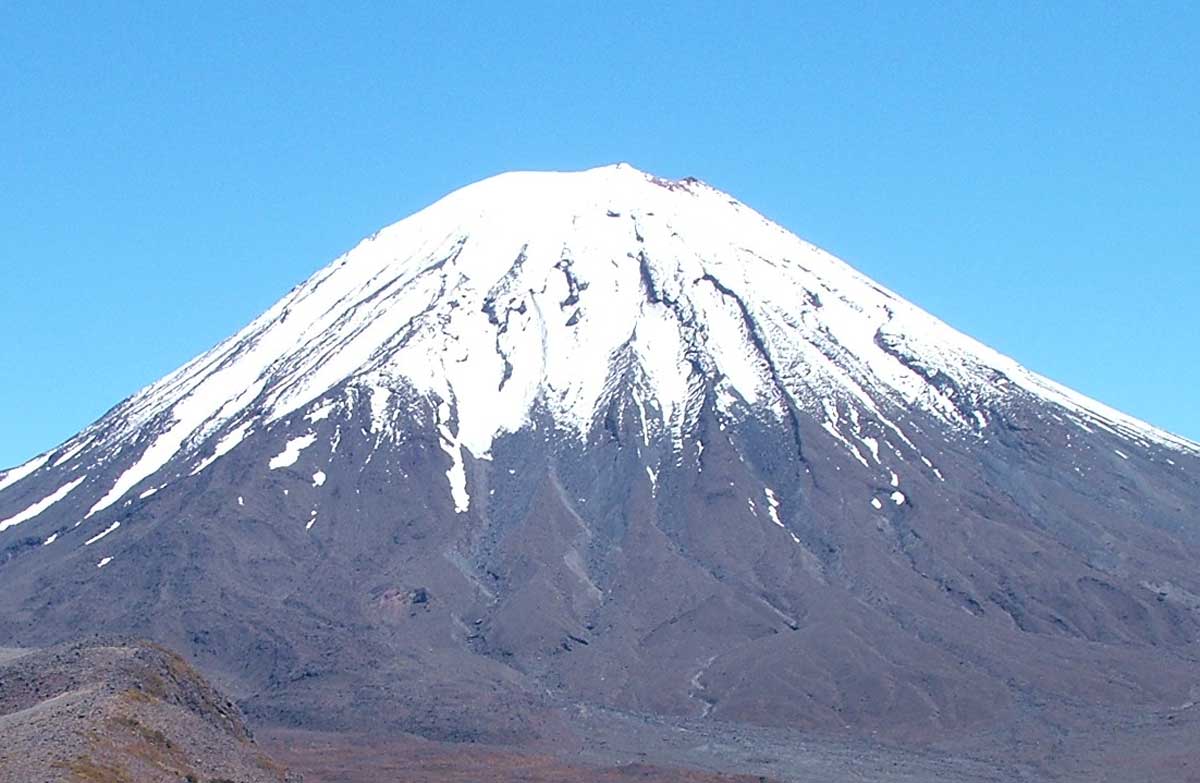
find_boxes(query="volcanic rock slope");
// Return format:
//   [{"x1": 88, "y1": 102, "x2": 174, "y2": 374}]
[
  {"x1": 1, "y1": 164, "x2": 1198, "y2": 774},
  {"x1": 0, "y1": 638, "x2": 297, "y2": 782}
]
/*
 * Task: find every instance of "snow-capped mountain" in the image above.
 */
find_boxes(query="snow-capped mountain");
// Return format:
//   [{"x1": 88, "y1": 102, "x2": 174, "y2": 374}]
[
  {"x1": 3, "y1": 163, "x2": 1192, "y2": 527},
  {"x1": 1, "y1": 164, "x2": 1197, "y2": 780}
]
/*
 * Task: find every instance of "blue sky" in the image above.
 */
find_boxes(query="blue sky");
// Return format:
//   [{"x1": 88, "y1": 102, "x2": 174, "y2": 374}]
[{"x1": 1, "y1": 2, "x2": 1197, "y2": 467}]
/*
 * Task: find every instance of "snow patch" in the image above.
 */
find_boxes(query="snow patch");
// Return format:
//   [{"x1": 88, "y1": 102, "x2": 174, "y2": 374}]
[
  {"x1": 191, "y1": 421, "x2": 253, "y2": 475},
  {"x1": 0, "y1": 453, "x2": 49, "y2": 494},
  {"x1": 52, "y1": 439, "x2": 91, "y2": 467},
  {"x1": 645, "y1": 465, "x2": 659, "y2": 493},
  {"x1": 84, "y1": 521, "x2": 120, "y2": 545},
  {"x1": 305, "y1": 401, "x2": 335, "y2": 423},
  {"x1": 860, "y1": 435, "x2": 880, "y2": 463},
  {"x1": 820, "y1": 401, "x2": 870, "y2": 467},
  {"x1": 0, "y1": 476, "x2": 86, "y2": 532},
  {"x1": 269, "y1": 433, "x2": 318, "y2": 470},
  {"x1": 764, "y1": 487, "x2": 784, "y2": 528},
  {"x1": 368, "y1": 384, "x2": 394, "y2": 436},
  {"x1": 96, "y1": 556, "x2": 113, "y2": 568},
  {"x1": 436, "y1": 401, "x2": 470, "y2": 513},
  {"x1": 312, "y1": 470, "x2": 327, "y2": 487},
  {"x1": 85, "y1": 372, "x2": 267, "y2": 519}
]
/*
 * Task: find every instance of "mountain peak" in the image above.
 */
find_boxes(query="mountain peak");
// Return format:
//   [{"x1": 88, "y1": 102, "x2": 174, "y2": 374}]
[{"x1": 421, "y1": 162, "x2": 715, "y2": 224}]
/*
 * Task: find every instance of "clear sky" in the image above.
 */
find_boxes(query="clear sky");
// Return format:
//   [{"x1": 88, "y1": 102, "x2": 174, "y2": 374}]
[{"x1": 2, "y1": 2, "x2": 1197, "y2": 467}]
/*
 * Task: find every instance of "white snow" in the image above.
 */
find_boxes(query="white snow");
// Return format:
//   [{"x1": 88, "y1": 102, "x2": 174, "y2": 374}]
[
  {"x1": 890, "y1": 491, "x2": 906, "y2": 505},
  {"x1": 0, "y1": 477, "x2": 86, "y2": 532},
  {"x1": 764, "y1": 487, "x2": 784, "y2": 528},
  {"x1": 84, "y1": 372, "x2": 267, "y2": 518},
  {"x1": 435, "y1": 402, "x2": 470, "y2": 513},
  {"x1": 268, "y1": 433, "x2": 318, "y2": 470},
  {"x1": 312, "y1": 470, "x2": 327, "y2": 487},
  {"x1": 820, "y1": 401, "x2": 870, "y2": 467},
  {"x1": 190, "y1": 421, "x2": 253, "y2": 476},
  {"x1": 871, "y1": 497, "x2": 883, "y2": 510},
  {"x1": 237, "y1": 496, "x2": 244, "y2": 506},
  {"x1": 645, "y1": 465, "x2": 658, "y2": 493},
  {"x1": 305, "y1": 401, "x2": 335, "y2": 423},
  {"x1": 860, "y1": 435, "x2": 881, "y2": 463},
  {"x1": 52, "y1": 439, "x2": 91, "y2": 467},
  {"x1": 96, "y1": 556, "x2": 113, "y2": 568},
  {"x1": 43, "y1": 532, "x2": 58, "y2": 545},
  {"x1": 1114, "y1": 449, "x2": 1129, "y2": 460},
  {"x1": 0, "y1": 453, "x2": 49, "y2": 493},
  {"x1": 368, "y1": 384, "x2": 394, "y2": 436},
  {"x1": 84, "y1": 521, "x2": 120, "y2": 545}
]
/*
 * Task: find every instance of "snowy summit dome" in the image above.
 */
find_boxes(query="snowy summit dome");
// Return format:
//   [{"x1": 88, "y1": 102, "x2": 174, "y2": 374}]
[{"x1": 6, "y1": 163, "x2": 1194, "y2": 523}]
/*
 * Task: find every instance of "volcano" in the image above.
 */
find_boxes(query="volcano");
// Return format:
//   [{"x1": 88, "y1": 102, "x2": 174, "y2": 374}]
[{"x1": 2, "y1": 164, "x2": 1198, "y2": 780}]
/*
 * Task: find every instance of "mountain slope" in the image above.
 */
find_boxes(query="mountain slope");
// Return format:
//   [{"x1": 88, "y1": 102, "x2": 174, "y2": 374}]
[
  {"x1": 0, "y1": 638, "x2": 297, "y2": 782},
  {"x1": 1, "y1": 164, "x2": 1198, "y2": 780}
]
